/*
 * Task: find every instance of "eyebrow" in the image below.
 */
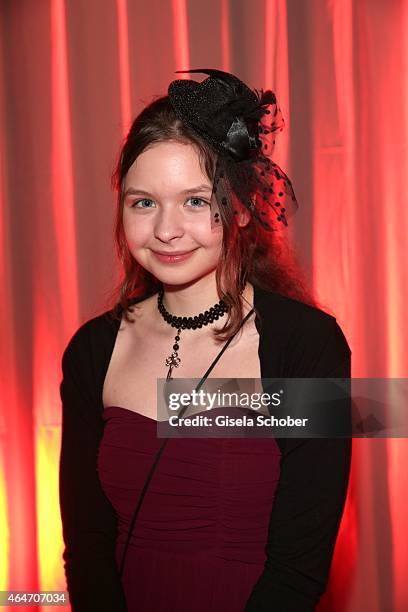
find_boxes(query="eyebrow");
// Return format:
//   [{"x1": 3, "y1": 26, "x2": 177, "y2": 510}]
[{"x1": 123, "y1": 184, "x2": 213, "y2": 198}]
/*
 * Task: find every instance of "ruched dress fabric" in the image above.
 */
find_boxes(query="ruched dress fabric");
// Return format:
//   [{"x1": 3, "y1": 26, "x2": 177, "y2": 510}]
[{"x1": 97, "y1": 406, "x2": 281, "y2": 612}]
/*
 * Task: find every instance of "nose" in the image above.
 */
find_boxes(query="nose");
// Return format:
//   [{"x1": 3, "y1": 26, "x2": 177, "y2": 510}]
[{"x1": 153, "y1": 205, "x2": 185, "y2": 243}]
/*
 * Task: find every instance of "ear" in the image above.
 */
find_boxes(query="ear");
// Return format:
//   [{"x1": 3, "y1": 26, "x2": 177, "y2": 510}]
[{"x1": 236, "y1": 207, "x2": 251, "y2": 228}]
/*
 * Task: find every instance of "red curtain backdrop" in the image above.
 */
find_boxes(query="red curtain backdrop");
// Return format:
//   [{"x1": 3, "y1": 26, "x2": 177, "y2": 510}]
[{"x1": 1, "y1": 1, "x2": 407, "y2": 610}]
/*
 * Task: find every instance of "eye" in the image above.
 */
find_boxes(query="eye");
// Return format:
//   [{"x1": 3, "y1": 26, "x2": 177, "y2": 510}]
[
  {"x1": 129, "y1": 197, "x2": 209, "y2": 210},
  {"x1": 131, "y1": 199, "x2": 155, "y2": 208},
  {"x1": 186, "y1": 197, "x2": 209, "y2": 208}
]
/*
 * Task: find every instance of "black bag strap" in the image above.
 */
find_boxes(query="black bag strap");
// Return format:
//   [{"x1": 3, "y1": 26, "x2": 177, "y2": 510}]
[{"x1": 119, "y1": 307, "x2": 255, "y2": 577}]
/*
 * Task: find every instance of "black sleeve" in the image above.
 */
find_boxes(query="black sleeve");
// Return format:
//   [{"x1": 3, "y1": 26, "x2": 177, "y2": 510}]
[
  {"x1": 59, "y1": 322, "x2": 127, "y2": 611},
  {"x1": 245, "y1": 318, "x2": 352, "y2": 612}
]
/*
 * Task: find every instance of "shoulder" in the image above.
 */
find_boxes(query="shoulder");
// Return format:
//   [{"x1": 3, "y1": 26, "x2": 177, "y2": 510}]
[
  {"x1": 60, "y1": 309, "x2": 122, "y2": 409},
  {"x1": 253, "y1": 285, "x2": 351, "y2": 375},
  {"x1": 61, "y1": 290, "x2": 158, "y2": 367},
  {"x1": 254, "y1": 284, "x2": 333, "y2": 326},
  {"x1": 61, "y1": 308, "x2": 121, "y2": 373}
]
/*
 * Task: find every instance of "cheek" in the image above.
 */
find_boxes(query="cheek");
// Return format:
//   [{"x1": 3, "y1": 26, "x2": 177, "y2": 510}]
[
  {"x1": 188, "y1": 220, "x2": 223, "y2": 249},
  {"x1": 123, "y1": 215, "x2": 150, "y2": 247}
]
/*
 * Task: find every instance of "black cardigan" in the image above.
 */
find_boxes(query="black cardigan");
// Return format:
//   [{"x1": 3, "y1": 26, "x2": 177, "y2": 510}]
[{"x1": 59, "y1": 285, "x2": 352, "y2": 611}]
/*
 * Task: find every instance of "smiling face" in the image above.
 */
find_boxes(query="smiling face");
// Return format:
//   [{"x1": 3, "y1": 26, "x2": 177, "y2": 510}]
[{"x1": 122, "y1": 140, "x2": 223, "y2": 288}]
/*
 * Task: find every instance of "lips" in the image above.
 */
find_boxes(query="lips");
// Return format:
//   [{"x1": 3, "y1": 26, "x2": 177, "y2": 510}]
[
  {"x1": 153, "y1": 250, "x2": 193, "y2": 256},
  {"x1": 151, "y1": 249, "x2": 197, "y2": 264}
]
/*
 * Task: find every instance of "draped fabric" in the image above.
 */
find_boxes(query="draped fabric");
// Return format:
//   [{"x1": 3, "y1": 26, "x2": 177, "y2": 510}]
[{"x1": 0, "y1": 1, "x2": 407, "y2": 611}]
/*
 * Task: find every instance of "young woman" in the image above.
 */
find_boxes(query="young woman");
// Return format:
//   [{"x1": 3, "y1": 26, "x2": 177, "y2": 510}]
[{"x1": 59, "y1": 69, "x2": 352, "y2": 612}]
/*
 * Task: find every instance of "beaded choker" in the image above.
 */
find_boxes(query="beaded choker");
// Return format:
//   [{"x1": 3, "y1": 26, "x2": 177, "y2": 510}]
[{"x1": 157, "y1": 288, "x2": 229, "y2": 380}]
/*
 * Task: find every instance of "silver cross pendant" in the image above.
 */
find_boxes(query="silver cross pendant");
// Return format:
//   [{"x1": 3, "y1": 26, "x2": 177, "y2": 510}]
[
  {"x1": 165, "y1": 327, "x2": 182, "y2": 380},
  {"x1": 165, "y1": 353, "x2": 181, "y2": 380}
]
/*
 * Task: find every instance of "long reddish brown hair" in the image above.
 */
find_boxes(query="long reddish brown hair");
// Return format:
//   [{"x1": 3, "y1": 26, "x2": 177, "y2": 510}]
[{"x1": 104, "y1": 95, "x2": 323, "y2": 342}]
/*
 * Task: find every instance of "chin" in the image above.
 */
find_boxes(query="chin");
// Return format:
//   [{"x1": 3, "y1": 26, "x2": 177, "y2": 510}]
[
  {"x1": 140, "y1": 263, "x2": 217, "y2": 287},
  {"x1": 152, "y1": 270, "x2": 216, "y2": 287}
]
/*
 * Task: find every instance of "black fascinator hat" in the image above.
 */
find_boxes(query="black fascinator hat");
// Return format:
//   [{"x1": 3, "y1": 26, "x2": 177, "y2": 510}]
[{"x1": 168, "y1": 68, "x2": 298, "y2": 231}]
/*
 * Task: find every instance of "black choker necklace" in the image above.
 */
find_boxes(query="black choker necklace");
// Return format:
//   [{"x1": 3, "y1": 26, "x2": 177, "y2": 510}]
[{"x1": 157, "y1": 289, "x2": 229, "y2": 380}]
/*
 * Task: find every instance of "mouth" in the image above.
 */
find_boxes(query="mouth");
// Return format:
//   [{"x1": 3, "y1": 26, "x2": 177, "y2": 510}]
[{"x1": 151, "y1": 249, "x2": 198, "y2": 264}]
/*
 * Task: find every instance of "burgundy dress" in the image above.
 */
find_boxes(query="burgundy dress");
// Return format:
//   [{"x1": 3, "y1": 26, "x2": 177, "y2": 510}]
[{"x1": 97, "y1": 406, "x2": 281, "y2": 612}]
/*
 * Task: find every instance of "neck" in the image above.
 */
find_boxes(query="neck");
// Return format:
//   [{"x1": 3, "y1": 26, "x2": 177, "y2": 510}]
[
  {"x1": 160, "y1": 274, "x2": 222, "y2": 317},
  {"x1": 159, "y1": 274, "x2": 254, "y2": 318}
]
